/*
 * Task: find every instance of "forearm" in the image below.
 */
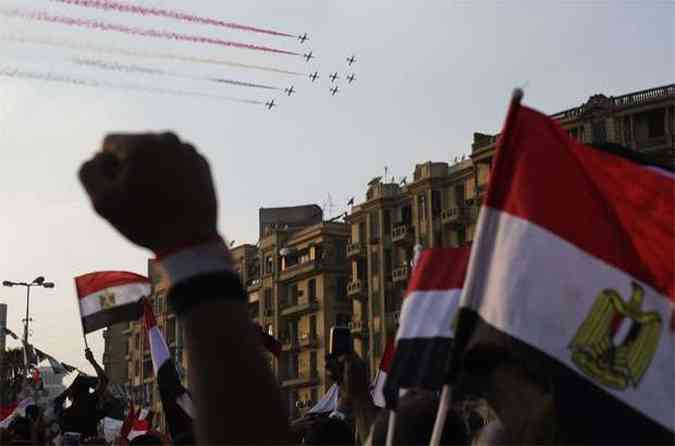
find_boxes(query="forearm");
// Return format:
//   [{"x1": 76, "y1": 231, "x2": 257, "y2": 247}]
[{"x1": 183, "y1": 301, "x2": 291, "y2": 444}]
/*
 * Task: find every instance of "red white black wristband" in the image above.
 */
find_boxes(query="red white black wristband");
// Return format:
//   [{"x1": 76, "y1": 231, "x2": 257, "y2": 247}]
[{"x1": 155, "y1": 240, "x2": 234, "y2": 286}]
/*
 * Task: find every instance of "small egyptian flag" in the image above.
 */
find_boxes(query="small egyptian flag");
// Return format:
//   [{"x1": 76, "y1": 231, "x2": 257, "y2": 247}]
[
  {"x1": 382, "y1": 247, "x2": 470, "y2": 409},
  {"x1": 143, "y1": 298, "x2": 194, "y2": 439},
  {"x1": 75, "y1": 271, "x2": 150, "y2": 334},
  {"x1": 307, "y1": 383, "x2": 340, "y2": 415},
  {"x1": 371, "y1": 338, "x2": 395, "y2": 408},
  {"x1": 452, "y1": 95, "x2": 674, "y2": 444},
  {"x1": 256, "y1": 323, "x2": 282, "y2": 358}
]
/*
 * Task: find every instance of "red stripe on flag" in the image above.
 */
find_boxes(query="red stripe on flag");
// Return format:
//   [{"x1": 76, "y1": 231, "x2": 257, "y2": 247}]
[
  {"x1": 405, "y1": 247, "x2": 470, "y2": 294},
  {"x1": 75, "y1": 271, "x2": 149, "y2": 298},
  {"x1": 380, "y1": 338, "x2": 396, "y2": 372},
  {"x1": 486, "y1": 104, "x2": 674, "y2": 302}
]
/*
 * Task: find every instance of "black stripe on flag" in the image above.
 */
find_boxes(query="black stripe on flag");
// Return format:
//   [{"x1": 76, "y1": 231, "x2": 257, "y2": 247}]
[
  {"x1": 157, "y1": 359, "x2": 193, "y2": 439},
  {"x1": 82, "y1": 302, "x2": 142, "y2": 334},
  {"x1": 453, "y1": 309, "x2": 674, "y2": 445},
  {"x1": 384, "y1": 337, "x2": 453, "y2": 409}
]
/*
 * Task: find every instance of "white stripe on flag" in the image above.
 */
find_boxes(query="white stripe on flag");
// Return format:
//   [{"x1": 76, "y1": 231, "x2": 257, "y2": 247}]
[
  {"x1": 397, "y1": 289, "x2": 462, "y2": 341},
  {"x1": 371, "y1": 370, "x2": 387, "y2": 408},
  {"x1": 149, "y1": 326, "x2": 170, "y2": 374},
  {"x1": 79, "y1": 282, "x2": 150, "y2": 317},
  {"x1": 308, "y1": 384, "x2": 339, "y2": 414},
  {"x1": 463, "y1": 207, "x2": 675, "y2": 430}
]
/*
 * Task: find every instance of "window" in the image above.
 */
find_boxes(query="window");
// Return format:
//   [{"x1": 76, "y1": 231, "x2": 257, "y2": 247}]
[
  {"x1": 308, "y1": 279, "x2": 317, "y2": 301},
  {"x1": 369, "y1": 213, "x2": 380, "y2": 239},
  {"x1": 166, "y1": 318, "x2": 176, "y2": 344},
  {"x1": 591, "y1": 120, "x2": 607, "y2": 144},
  {"x1": 264, "y1": 288, "x2": 273, "y2": 310},
  {"x1": 265, "y1": 255, "x2": 273, "y2": 274},
  {"x1": 418, "y1": 194, "x2": 427, "y2": 221},
  {"x1": 135, "y1": 333, "x2": 141, "y2": 350},
  {"x1": 310, "y1": 352, "x2": 318, "y2": 375},
  {"x1": 371, "y1": 251, "x2": 380, "y2": 275},
  {"x1": 289, "y1": 284, "x2": 298, "y2": 305},
  {"x1": 358, "y1": 222, "x2": 366, "y2": 244},
  {"x1": 647, "y1": 109, "x2": 665, "y2": 138},
  {"x1": 457, "y1": 227, "x2": 466, "y2": 247},
  {"x1": 383, "y1": 210, "x2": 391, "y2": 236},
  {"x1": 335, "y1": 276, "x2": 346, "y2": 300},
  {"x1": 401, "y1": 205, "x2": 412, "y2": 225},
  {"x1": 134, "y1": 360, "x2": 140, "y2": 377},
  {"x1": 310, "y1": 388, "x2": 318, "y2": 407},
  {"x1": 431, "y1": 190, "x2": 442, "y2": 217},
  {"x1": 383, "y1": 249, "x2": 392, "y2": 277},
  {"x1": 373, "y1": 333, "x2": 381, "y2": 357},
  {"x1": 143, "y1": 358, "x2": 152, "y2": 378},
  {"x1": 309, "y1": 315, "x2": 317, "y2": 338}
]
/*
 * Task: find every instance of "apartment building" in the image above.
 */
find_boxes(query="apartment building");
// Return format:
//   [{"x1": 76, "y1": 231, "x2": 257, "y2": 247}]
[
  {"x1": 234, "y1": 205, "x2": 351, "y2": 419},
  {"x1": 347, "y1": 83, "x2": 675, "y2": 375}
]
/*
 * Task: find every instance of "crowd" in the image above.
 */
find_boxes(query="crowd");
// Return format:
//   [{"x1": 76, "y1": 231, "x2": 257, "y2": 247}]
[{"x1": 0, "y1": 130, "x2": 671, "y2": 445}]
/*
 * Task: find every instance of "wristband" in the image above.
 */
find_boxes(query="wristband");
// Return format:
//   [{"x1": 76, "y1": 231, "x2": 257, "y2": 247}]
[{"x1": 156, "y1": 241, "x2": 245, "y2": 315}]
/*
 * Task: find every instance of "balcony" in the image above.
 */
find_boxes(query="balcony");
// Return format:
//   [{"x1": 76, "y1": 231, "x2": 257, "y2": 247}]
[
  {"x1": 385, "y1": 311, "x2": 401, "y2": 329},
  {"x1": 281, "y1": 298, "x2": 319, "y2": 317},
  {"x1": 441, "y1": 207, "x2": 463, "y2": 226},
  {"x1": 281, "y1": 369, "x2": 320, "y2": 388},
  {"x1": 465, "y1": 206, "x2": 480, "y2": 224},
  {"x1": 247, "y1": 278, "x2": 262, "y2": 291},
  {"x1": 392, "y1": 265, "x2": 410, "y2": 283},
  {"x1": 347, "y1": 241, "x2": 363, "y2": 258},
  {"x1": 350, "y1": 319, "x2": 366, "y2": 336},
  {"x1": 299, "y1": 333, "x2": 319, "y2": 348},
  {"x1": 347, "y1": 279, "x2": 367, "y2": 300},
  {"x1": 279, "y1": 259, "x2": 321, "y2": 282},
  {"x1": 392, "y1": 224, "x2": 412, "y2": 245}
]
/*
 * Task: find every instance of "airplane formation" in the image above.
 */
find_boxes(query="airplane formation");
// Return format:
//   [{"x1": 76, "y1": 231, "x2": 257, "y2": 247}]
[{"x1": 265, "y1": 33, "x2": 358, "y2": 110}]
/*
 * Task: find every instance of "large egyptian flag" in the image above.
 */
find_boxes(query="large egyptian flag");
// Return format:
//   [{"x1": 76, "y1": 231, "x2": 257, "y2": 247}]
[
  {"x1": 143, "y1": 298, "x2": 194, "y2": 439},
  {"x1": 452, "y1": 94, "x2": 674, "y2": 444},
  {"x1": 75, "y1": 271, "x2": 150, "y2": 333},
  {"x1": 383, "y1": 248, "x2": 470, "y2": 409}
]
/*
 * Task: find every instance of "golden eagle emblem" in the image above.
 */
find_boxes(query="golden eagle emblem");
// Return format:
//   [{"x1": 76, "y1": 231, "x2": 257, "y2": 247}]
[
  {"x1": 569, "y1": 282, "x2": 662, "y2": 390},
  {"x1": 99, "y1": 289, "x2": 116, "y2": 310}
]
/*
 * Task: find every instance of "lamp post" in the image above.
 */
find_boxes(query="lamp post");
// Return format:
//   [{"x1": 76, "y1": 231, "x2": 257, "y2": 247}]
[{"x1": 2, "y1": 277, "x2": 55, "y2": 371}]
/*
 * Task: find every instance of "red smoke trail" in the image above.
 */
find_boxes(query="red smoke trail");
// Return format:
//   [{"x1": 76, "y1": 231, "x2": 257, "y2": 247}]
[
  {"x1": 0, "y1": 66, "x2": 265, "y2": 105},
  {"x1": 0, "y1": 33, "x2": 305, "y2": 76},
  {"x1": 50, "y1": 0, "x2": 296, "y2": 38},
  {"x1": 0, "y1": 8, "x2": 299, "y2": 56},
  {"x1": 73, "y1": 57, "x2": 281, "y2": 90}
]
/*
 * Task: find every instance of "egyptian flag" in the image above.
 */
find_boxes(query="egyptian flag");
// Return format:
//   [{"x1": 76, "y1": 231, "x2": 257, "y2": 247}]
[
  {"x1": 143, "y1": 299, "x2": 194, "y2": 439},
  {"x1": 0, "y1": 398, "x2": 33, "y2": 429},
  {"x1": 452, "y1": 94, "x2": 674, "y2": 444},
  {"x1": 371, "y1": 339, "x2": 395, "y2": 408},
  {"x1": 75, "y1": 271, "x2": 150, "y2": 334},
  {"x1": 307, "y1": 383, "x2": 340, "y2": 415},
  {"x1": 383, "y1": 248, "x2": 470, "y2": 409}
]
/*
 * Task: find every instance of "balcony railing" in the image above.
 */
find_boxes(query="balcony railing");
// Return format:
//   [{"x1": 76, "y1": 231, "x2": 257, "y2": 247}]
[
  {"x1": 392, "y1": 265, "x2": 410, "y2": 283},
  {"x1": 281, "y1": 369, "x2": 320, "y2": 388},
  {"x1": 441, "y1": 207, "x2": 462, "y2": 225},
  {"x1": 347, "y1": 279, "x2": 366, "y2": 300},
  {"x1": 347, "y1": 241, "x2": 363, "y2": 258},
  {"x1": 392, "y1": 224, "x2": 412, "y2": 244},
  {"x1": 281, "y1": 298, "x2": 319, "y2": 317},
  {"x1": 279, "y1": 259, "x2": 321, "y2": 282},
  {"x1": 466, "y1": 206, "x2": 480, "y2": 224},
  {"x1": 350, "y1": 319, "x2": 365, "y2": 336}
]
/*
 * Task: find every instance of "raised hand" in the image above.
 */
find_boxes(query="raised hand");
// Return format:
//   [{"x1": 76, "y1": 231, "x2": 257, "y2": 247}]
[{"x1": 79, "y1": 132, "x2": 220, "y2": 255}]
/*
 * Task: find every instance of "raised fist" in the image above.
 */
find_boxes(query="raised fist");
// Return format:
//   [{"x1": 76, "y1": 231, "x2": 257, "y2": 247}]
[{"x1": 79, "y1": 132, "x2": 219, "y2": 255}]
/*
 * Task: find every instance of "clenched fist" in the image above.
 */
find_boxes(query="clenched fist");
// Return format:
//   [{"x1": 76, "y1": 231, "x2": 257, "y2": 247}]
[{"x1": 79, "y1": 132, "x2": 220, "y2": 255}]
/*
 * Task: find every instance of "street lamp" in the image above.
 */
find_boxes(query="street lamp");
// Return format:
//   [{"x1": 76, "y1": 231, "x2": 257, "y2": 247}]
[{"x1": 2, "y1": 276, "x2": 55, "y2": 370}]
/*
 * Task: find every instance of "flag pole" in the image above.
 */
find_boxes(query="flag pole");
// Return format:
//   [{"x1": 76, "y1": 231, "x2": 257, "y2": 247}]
[
  {"x1": 429, "y1": 385, "x2": 451, "y2": 446},
  {"x1": 385, "y1": 410, "x2": 396, "y2": 446}
]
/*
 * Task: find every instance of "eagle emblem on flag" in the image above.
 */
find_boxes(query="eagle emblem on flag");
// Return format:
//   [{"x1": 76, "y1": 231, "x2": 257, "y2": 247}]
[
  {"x1": 569, "y1": 282, "x2": 662, "y2": 390},
  {"x1": 99, "y1": 289, "x2": 116, "y2": 310}
]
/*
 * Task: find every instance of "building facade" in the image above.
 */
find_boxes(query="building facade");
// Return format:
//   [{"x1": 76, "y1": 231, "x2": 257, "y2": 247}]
[
  {"x1": 346, "y1": 83, "x2": 675, "y2": 376},
  {"x1": 232, "y1": 205, "x2": 351, "y2": 419},
  {"x1": 102, "y1": 323, "x2": 129, "y2": 387}
]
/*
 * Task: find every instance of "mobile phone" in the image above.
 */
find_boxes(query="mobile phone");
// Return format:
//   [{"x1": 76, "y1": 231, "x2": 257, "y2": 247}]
[{"x1": 329, "y1": 326, "x2": 352, "y2": 357}]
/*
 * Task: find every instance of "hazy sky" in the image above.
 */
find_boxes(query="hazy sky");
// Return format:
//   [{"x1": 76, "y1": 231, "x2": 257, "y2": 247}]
[{"x1": 0, "y1": 1, "x2": 672, "y2": 371}]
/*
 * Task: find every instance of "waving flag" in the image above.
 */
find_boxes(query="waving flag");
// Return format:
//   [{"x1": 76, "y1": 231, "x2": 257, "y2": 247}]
[
  {"x1": 143, "y1": 299, "x2": 194, "y2": 439},
  {"x1": 0, "y1": 398, "x2": 34, "y2": 429},
  {"x1": 371, "y1": 339, "x2": 395, "y2": 408},
  {"x1": 75, "y1": 271, "x2": 150, "y2": 333},
  {"x1": 383, "y1": 248, "x2": 470, "y2": 409},
  {"x1": 307, "y1": 384, "x2": 340, "y2": 415},
  {"x1": 452, "y1": 94, "x2": 674, "y2": 444}
]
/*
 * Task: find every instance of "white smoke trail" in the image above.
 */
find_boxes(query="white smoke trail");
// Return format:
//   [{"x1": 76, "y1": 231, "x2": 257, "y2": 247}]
[{"x1": 0, "y1": 66, "x2": 265, "y2": 105}]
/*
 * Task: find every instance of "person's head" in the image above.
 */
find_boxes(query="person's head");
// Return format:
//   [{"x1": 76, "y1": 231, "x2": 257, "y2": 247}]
[
  {"x1": 129, "y1": 433, "x2": 163, "y2": 445},
  {"x1": 302, "y1": 417, "x2": 353, "y2": 445},
  {"x1": 372, "y1": 391, "x2": 469, "y2": 446}
]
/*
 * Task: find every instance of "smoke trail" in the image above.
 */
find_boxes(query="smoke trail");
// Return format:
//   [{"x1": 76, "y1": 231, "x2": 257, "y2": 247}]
[
  {"x1": 0, "y1": 66, "x2": 265, "y2": 105},
  {"x1": 73, "y1": 57, "x2": 281, "y2": 90},
  {"x1": 50, "y1": 0, "x2": 296, "y2": 38},
  {"x1": 0, "y1": 8, "x2": 299, "y2": 56},
  {"x1": 0, "y1": 33, "x2": 305, "y2": 76}
]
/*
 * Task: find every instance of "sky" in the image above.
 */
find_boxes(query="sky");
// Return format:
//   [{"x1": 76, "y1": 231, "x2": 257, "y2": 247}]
[{"x1": 0, "y1": 0, "x2": 672, "y2": 372}]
